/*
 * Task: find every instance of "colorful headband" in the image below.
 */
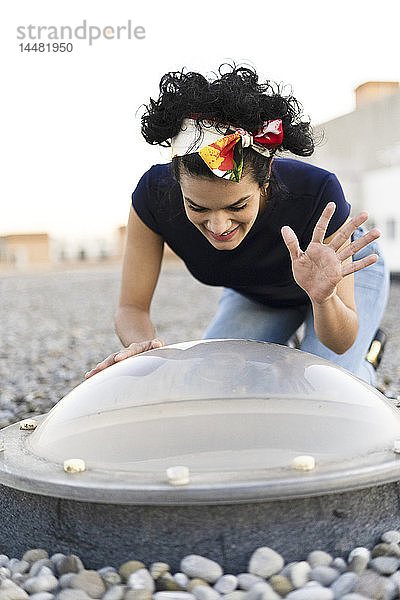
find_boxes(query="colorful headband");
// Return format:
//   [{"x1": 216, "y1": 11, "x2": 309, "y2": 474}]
[{"x1": 171, "y1": 118, "x2": 283, "y2": 182}]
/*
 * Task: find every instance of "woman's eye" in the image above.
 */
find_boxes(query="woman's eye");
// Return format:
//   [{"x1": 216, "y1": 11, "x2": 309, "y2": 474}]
[
  {"x1": 187, "y1": 205, "x2": 206, "y2": 212},
  {"x1": 186, "y1": 203, "x2": 248, "y2": 213},
  {"x1": 230, "y1": 204, "x2": 247, "y2": 211}
]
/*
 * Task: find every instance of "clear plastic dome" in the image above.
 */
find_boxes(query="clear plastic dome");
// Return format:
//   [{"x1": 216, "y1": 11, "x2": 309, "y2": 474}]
[{"x1": 25, "y1": 339, "x2": 400, "y2": 484}]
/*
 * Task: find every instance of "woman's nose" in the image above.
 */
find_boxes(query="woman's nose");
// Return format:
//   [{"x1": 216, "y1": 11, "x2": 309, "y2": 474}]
[{"x1": 206, "y1": 212, "x2": 232, "y2": 235}]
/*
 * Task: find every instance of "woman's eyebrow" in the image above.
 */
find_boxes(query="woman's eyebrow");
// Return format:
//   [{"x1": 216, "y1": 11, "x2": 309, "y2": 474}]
[{"x1": 184, "y1": 195, "x2": 252, "y2": 209}]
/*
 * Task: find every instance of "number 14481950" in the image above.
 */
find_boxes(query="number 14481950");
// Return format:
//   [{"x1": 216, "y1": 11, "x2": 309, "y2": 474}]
[{"x1": 19, "y1": 43, "x2": 73, "y2": 52}]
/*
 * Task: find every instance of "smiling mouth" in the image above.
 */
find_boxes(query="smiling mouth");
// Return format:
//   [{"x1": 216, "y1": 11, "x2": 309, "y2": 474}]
[{"x1": 208, "y1": 225, "x2": 240, "y2": 241}]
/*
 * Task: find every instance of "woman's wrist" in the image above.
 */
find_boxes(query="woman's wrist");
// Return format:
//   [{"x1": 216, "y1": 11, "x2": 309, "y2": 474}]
[
  {"x1": 115, "y1": 305, "x2": 156, "y2": 348},
  {"x1": 311, "y1": 293, "x2": 358, "y2": 354},
  {"x1": 309, "y1": 288, "x2": 338, "y2": 307}
]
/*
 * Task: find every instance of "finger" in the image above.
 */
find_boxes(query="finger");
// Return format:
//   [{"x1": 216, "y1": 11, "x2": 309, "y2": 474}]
[
  {"x1": 114, "y1": 338, "x2": 165, "y2": 361},
  {"x1": 341, "y1": 253, "x2": 378, "y2": 277},
  {"x1": 281, "y1": 226, "x2": 301, "y2": 260},
  {"x1": 311, "y1": 202, "x2": 336, "y2": 244},
  {"x1": 337, "y1": 228, "x2": 381, "y2": 262},
  {"x1": 329, "y1": 211, "x2": 369, "y2": 252},
  {"x1": 85, "y1": 352, "x2": 118, "y2": 379}
]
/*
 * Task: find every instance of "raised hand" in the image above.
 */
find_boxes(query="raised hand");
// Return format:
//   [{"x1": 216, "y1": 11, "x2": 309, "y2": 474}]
[{"x1": 281, "y1": 202, "x2": 381, "y2": 305}]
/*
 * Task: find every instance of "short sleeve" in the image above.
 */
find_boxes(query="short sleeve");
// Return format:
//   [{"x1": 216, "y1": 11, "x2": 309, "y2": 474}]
[
  {"x1": 301, "y1": 173, "x2": 351, "y2": 245},
  {"x1": 131, "y1": 166, "x2": 161, "y2": 234}
]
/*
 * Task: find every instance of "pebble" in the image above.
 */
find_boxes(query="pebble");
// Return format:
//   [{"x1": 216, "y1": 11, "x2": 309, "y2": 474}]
[
  {"x1": 0, "y1": 557, "x2": 9, "y2": 569},
  {"x1": 372, "y1": 543, "x2": 400, "y2": 558},
  {"x1": 279, "y1": 563, "x2": 297, "y2": 579},
  {"x1": 309, "y1": 566, "x2": 339, "y2": 586},
  {"x1": 29, "y1": 560, "x2": 55, "y2": 577},
  {"x1": 348, "y1": 547, "x2": 370, "y2": 561},
  {"x1": 348, "y1": 556, "x2": 369, "y2": 576},
  {"x1": 389, "y1": 569, "x2": 400, "y2": 587},
  {"x1": 382, "y1": 531, "x2": 400, "y2": 545},
  {"x1": 285, "y1": 587, "x2": 334, "y2": 599},
  {"x1": 353, "y1": 570, "x2": 388, "y2": 599},
  {"x1": 331, "y1": 557, "x2": 347, "y2": 573},
  {"x1": 242, "y1": 581, "x2": 280, "y2": 600},
  {"x1": 186, "y1": 580, "x2": 209, "y2": 593},
  {"x1": 23, "y1": 574, "x2": 58, "y2": 594},
  {"x1": 97, "y1": 567, "x2": 116, "y2": 577},
  {"x1": 237, "y1": 575, "x2": 264, "y2": 591},
  {"x1": 348, "y1": 548, "x2": 370, "y2": 574},
  {"x1": 150, "y1": 564, "x2": 170, "y2": 580},
  {"x1": 340, "y1": 595, "x2": 371, "y2": 600},
  {"x1": 330, "y1": 572, "x2": 358, "y2": 598},
  {"x1": 70, "y1": 570, "x2": 106, "y2": 598},
  {"x1": 288, "y1": 562, "x2": 311, "y2": 589},
  {"x1": 174, "y1": 574, "x2": 189, "y2": 589},
  {"x1": 248, "y1": 548, "x2": 284, "y2": 578},
  {"x1": 56, "y1": 591, "x2": 92, "y2": 600},
  {"x1": 125, "y1": 591, "x2": 152, "y2": 600},
  {"x1": 59, "y1": 574, "x2": 76, "y2": 589},
  {"x1": 127, "y1": 569, "x2": 155, "y2": 592},
  {"x1": 29, "y1": 594, "x2": 54, "y2": 600},
  {"x1": 384, "y1": 578, "x2": 398, "y2": 600},
  {"x1": 191, "y1": 586, "x2": 220, "y2": 600},
  {"x1": 118, "y1": 562, "x2": 145, "y2": 584},
  {"x1": 180, "y1": 557, "x2": 223, "y2": 584},
  {"x1": 0, "y1": 580, "x2": 29, "y2": 600},
  {"x1": 156, "y1": 573, "x2": 183, "y2": 592},
  {"x1": 11, "y1": 575, "x2": 29, "y2": 587},
  {"x1": 0, "y1": 568, "x2": 11, "y2": 581},
  {"x1": 153, "y1": 594, "x2": 195, "y2": 600},
  {"x1": 50, "y1": 554, "x2": 65, "y2": 566},
  {"x1": 102, "y1": 572, "x2": 121, "y2": 587},
  {"x1": 306, "y1": 551, "x2": 333, "y2": 568},
  {"x1": 22, "y1": 550, "x2": 49, "y2": 564},
  {"x1": 37, "y1": 567, "x2": 54, "y2": 579},
  {"x1": 102, "y1": 586, "x2": 125, "y2": 600},
  {"x1": 268, "y1": 574, "x2": 294, "y2": 597},
  {"x1": 222, "y1": 593, "x2": 246, "y2": 600},
  {"x1": 370, "y1": 556, "x2": 400, "y2": 575},
  {"x1": 57, "y1": 556, "x2": 84, "y2": 576},
  {"x1": 213, "y1": 575, "x2": 238, "y2": 595},
  {"x1": 8, "y1": 561, "x2": 29, "y2": 576}
]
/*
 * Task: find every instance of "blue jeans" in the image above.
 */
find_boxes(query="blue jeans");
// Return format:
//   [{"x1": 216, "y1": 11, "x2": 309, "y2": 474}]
[{"x1": 203, "y1": 226, "x2": 390, "y2": 385}]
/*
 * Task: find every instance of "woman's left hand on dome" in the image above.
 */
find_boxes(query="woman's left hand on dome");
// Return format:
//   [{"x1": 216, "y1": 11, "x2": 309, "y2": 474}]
[{"x1": 281, "y1": 202, "x2": 381, "y2": 305}]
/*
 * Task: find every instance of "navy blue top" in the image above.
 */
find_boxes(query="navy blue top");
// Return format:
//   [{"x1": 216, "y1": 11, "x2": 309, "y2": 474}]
[{"x1": 131, "y1": 158, "x2": 351, "y2": 307}]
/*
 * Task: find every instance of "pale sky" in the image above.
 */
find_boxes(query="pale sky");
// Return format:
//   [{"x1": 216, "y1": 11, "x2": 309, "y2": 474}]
[{"x1": 2, "y1": 0, "x2": 399, "y2": 241}]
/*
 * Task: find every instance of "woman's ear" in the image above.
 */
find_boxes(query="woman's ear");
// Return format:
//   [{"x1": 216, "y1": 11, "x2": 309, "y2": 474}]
[{"x1": 261, "y1": 157, "x2": 274, "y2": 193}]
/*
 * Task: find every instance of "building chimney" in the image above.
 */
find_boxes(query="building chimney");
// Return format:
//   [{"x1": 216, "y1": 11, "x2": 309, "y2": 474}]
[{"x1": 355, "y1": 81, "x2": 399, "y2": 108}]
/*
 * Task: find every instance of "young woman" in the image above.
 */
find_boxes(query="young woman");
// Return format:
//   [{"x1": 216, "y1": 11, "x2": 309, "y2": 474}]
[{"x1": 86, "y1": 64, "x2": 389, "y2": 385}]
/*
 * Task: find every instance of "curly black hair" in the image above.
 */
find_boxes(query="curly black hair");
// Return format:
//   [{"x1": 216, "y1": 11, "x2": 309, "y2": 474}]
[{"x1": 140, "y1": 62, "x2": 314, "y2": 189}]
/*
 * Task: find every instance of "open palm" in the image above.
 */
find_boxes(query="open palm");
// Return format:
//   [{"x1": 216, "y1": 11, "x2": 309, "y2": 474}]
[{"x1": 281, "y1": 202, "x2": 380, "y2": 305}]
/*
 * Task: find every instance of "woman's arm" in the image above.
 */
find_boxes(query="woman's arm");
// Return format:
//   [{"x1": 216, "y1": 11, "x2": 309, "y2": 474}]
[
  {"x1": 85, "y1": 206, "x2": 164, "y2": 378},
  {"x1": 115, "y1": 205, "x2": 164, "y2": 345},
  {"x1": 281, "y1": 202, "x2": 381, "y2": 354}
]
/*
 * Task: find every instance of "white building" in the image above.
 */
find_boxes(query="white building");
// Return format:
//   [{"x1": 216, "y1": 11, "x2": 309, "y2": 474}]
[{"x1": 304, "y1": 81, "x2": 400, "y2": 272}]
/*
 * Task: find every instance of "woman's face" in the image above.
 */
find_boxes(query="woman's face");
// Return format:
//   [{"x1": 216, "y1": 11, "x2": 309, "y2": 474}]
[{"x1": 180, "y1": 172, "x2": 265, "y2": 250}]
